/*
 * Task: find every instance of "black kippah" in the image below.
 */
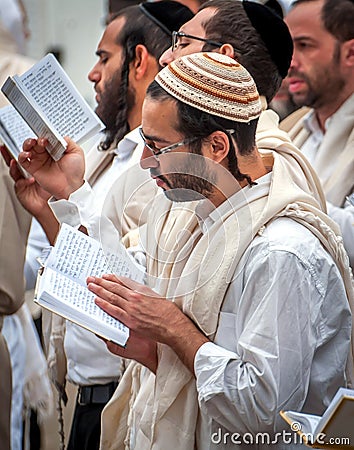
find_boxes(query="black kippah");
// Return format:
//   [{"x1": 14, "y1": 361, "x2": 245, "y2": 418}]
[
  {"x1": 243, "y1": 0, "x2": 293, "y2": 78},
  {"x1": 139, "y1": 1, "x2": 194, "y2": 36},
  {"x1": 264, "y1": 0, "x2": 284, "y2": 18}
]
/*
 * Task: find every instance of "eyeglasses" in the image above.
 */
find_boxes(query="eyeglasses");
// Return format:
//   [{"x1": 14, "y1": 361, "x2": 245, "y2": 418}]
[
  {"x1": 172, "y1": 31, "x2": 224, "y2": 52},
  {"x1": 139, "y1": 127, "x2": 199, "y2": 160}
]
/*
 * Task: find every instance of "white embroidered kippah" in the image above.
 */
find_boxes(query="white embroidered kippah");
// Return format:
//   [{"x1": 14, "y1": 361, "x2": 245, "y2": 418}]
[{"x1": 155, "y1": 52, "x2": 262, "y2": 123}]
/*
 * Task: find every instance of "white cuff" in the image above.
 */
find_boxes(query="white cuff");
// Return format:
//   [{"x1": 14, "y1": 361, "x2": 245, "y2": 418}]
[
  {"x1": 195, "y1": 341, "x2": 237, "y2": 372},
  {"x1": 49, "y1": 181, "x2": 95, "y2": 228},
  {"x1": 194, "y1": 342, "x2": 238, "y2": 402}
]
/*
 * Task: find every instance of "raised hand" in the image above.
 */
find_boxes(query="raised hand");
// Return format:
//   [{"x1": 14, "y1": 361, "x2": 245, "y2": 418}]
[
  {"x1": 1, "y1": 145, "x2": 60, "y2": 243},
  {"x1": 1, "y1": 145, "x2": 49, "y2": 215},
  {"x1": 18, "y1": 136, "x2": 86, "y2": 199}
]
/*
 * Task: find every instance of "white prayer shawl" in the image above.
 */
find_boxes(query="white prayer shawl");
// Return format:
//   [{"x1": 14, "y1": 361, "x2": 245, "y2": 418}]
[
  {"x1": 100, "y1": 111, "x2": 354, "y2": 450},
  {"x1": 281, "y1": 95, "x2": 354, "y2": 206}
]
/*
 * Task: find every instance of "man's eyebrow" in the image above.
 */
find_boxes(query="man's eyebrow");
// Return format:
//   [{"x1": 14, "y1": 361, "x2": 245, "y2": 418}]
[
  {"x1": 293, "y1": 35, "x2": 316, "y2": 44},
  {"x1": 96, "y1": 49, "x2": 109, "y2": 57},
  {"x1": 141, "y1": 130, "x2": 170, "y2": 144}
]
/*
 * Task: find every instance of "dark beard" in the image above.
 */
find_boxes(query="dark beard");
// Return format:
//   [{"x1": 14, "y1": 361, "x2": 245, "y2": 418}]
[
  {"x1": 288, "y1": 46, "x2": 345, "y2": 110},
  {"x1": 96, "y1": 64, "x2": 136, "y2": 150},
  {"x1": 165, "y1": 172, "x2": 215, "y2": 202},
  {"x1": 160, "y1": 154, "x2": 217, "y2": 203},
  {"x1": 165, "y1": 186, "x2": 209, "y2": 202}
]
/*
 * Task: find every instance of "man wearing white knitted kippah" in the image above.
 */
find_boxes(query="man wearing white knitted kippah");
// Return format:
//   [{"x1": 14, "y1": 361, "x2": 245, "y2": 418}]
[{"x1": 81, "y1": 53, "x2": 352, "y2": 449}]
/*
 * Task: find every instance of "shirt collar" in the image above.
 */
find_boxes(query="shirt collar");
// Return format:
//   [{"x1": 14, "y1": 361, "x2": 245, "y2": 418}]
[
  {"x1": 303, "y1": 110, "x2": 324, "y2": 135},
  {"x1": 113, "y1": 127, "x2": 141, "y2": 158},
  {"x1": 303, "y1": 92, "x2": 354, "y2": 134},
  {"x1": 196, "y1": 172, "x2": 272, "y2": 234}
]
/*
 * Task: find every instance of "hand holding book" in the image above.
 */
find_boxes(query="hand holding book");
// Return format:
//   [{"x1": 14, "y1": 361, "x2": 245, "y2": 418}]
[
  {"x1": 35, "y1": 224, "x2": 146, "y2": 347},
  {"x1": 1, "y1": 53, "x2": 104, "y2": 162},
  {"x1": 18, "y1": 136, "x2": 86, "y2": 200},
  {"x1": 0, "y1": 53, "x2": 104, "y2": 200}
]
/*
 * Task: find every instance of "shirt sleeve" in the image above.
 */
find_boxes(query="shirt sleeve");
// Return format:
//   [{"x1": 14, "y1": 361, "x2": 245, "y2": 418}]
[
  {"x1": 49, "y1": 181, "x2": 121, "y2": 244},
  {"x1": 327, "y1": 200, "x2": 354, "y2": 268},
  {"x1": 49, "y1": 181, "x2": 147, "y2": 276},
  {"x1": 24, "y1": 218, "x2": 49, "y2": 290},
  {"x1": 194, "y1": 243, "x2": 349, "y2": 434}
]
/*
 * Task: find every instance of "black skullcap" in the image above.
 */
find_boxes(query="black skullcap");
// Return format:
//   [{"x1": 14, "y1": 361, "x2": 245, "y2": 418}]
[
  {"x1": 139, "y1": 1, "x2": 194, "y2": 36},
  {"x1": 264, "y1": 0, "x2": 284, "y2": 18},
  {"x1": 243, "y1": 0, "x2": 293, "y2": 78}
]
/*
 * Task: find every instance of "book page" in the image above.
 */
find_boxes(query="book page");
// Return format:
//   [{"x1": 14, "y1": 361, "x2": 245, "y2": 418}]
[
  {"x1": 0, "y1": 105, "x2": 35, "y2": 158},
  {"x1": 45, "y1": 223, "x2": 145, "y2": 286},
  {"x1": 19, "y1": 54, "x2": 104, "y2": 144},
  {"x1": 38, "y1": 267, "x2": 129, "y2": 345},
  {"x1": 1, "y1": 76, "x2": 67, "y2": 160},
  {"x1": 280, "y1": 410, "x2": 320, "y2": 436}
]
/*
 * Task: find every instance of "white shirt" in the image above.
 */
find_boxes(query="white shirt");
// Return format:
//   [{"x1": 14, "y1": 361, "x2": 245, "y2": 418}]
[
  {"x1": 25, "y1": 218, "x2": 49, "y2": 290},
  {"x1": 193, "y1": 176, "x2": 351, "y2": 449},
  {"x1": 2, "y1": 314, "x2": 25, "y2": 450},
  {"x1": 301, "y1": 110, "x2": 325, "y2": 168},
  {"x1": 300, "y1": 97, "x2": 354, "y2": 268},
  {"x1": 50, "y1": 127, "x2": 144, "y2": 385},
  {"x1": 0, "y1": 0, "x2": 27, "y2": 54}
]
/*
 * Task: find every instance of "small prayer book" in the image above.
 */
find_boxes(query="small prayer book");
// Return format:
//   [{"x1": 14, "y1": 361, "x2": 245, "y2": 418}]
[
  {"x1": 1, "y1": 53, "x2": 104, "y2": 162},
  {"x1": 35, "y1": 224, "x2": 145, "y2": 347},
  {"x1": 280, "y1": 387, "x2": 354, "y2": 449}
]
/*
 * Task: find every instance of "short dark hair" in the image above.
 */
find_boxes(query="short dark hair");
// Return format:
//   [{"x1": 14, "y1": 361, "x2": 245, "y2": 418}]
[
  {"x1": 100, "y1": 6, "x2": 172, "y2": 150},
  {"x1": 292, "y1": 0, "x2": 354, "y2": 42},
  {"x1": 146, "y1": 80, "x2": 258, "y2": 186},
  {"x1": 199, "y1": 0, "x2": 283, "y2": 103}
]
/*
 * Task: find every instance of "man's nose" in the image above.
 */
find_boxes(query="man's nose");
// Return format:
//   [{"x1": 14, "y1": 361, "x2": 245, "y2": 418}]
[
  {"x1": 88, "y1": 63, "x2": 101, "y2": 83},
  {"x1": 140, "y1": 146, "x2": 159, "y2": 170},
  {"x1": 159, "y1": 47, "x2": 174, "y2": 67}
]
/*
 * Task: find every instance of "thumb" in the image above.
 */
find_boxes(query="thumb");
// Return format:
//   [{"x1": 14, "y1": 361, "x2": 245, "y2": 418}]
[{"x1": 64, "y1": 136, "x2": 84, "y2": 155}]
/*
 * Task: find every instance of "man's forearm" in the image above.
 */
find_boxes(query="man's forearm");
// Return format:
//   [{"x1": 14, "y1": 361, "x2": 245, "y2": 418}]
[
  {"x1": 164, "y1": 313, "x2": 209, "y2": 375},
  {"x1": 36, "y1": 206, "x2": 60, "y2": 245}
]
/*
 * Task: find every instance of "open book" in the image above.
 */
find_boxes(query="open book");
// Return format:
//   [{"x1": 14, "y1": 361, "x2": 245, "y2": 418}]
[
  {"x1": 280, "y1": 387, "x2": 354, "y2": 448},
  {"x1": 35, "y1": 224, "x2": 145, "y2": 347},
  {"x1": 1, "y1": 53, "x2": 104, "y2": 161}
]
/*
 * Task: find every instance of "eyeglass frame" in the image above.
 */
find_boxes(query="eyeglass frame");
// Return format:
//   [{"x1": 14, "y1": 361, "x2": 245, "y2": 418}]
[
  {"x1": 171, "y1": 30, "x2": 225, "y2": 52},
  {"x1": 139, "y1": 128, "x2": 237, "y2": 160},
  {"x1": 139, "y1": 127, "x2": 200, "y2": 159}
]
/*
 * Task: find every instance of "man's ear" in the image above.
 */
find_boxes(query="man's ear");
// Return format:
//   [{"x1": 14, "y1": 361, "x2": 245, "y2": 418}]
[
  {"x1": 219, "y1": 43, "x2": 236, "y2": 59},
  {"x1": 205, "y1": 131, "x2": 230, "y2": 163},
  {"x1": 131, "y1": 44, "x2": 150, "y2": 80},
  {"x1": 342, "y1": 39, "x2": 354, "y2": 68}
]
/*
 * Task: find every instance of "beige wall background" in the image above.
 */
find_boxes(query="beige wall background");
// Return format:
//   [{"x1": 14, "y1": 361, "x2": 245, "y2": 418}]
[{"x1": 22, "y1": 0, "x2": 107, "y2": 107}]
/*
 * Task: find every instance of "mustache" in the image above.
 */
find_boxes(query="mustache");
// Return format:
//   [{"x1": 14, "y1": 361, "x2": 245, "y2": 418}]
[
  {"x1": 150, "y1": 168, "x2": 161, "y2": 178},
  {"x1": 288, "y1": 69, "x2": 306, "y2": 80},
  {"x1": 150, "y1": 169, "x2": 172, "y2": 189}
]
